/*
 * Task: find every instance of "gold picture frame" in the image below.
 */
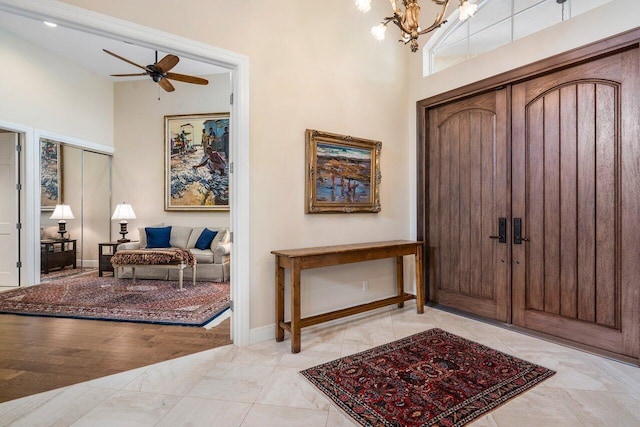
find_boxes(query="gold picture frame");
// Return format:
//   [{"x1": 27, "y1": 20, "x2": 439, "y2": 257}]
[
  {"x1": 305, "y1": 129, "x2": 381, "y2": 213},
  {"x1": 164, "y1": 113, "x2": 230, "y2": 211}
]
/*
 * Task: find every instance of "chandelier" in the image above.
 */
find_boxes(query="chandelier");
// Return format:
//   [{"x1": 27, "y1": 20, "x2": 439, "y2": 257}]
[{"x1": 356, "y1": 0, "x2": 478, "y2": 52}]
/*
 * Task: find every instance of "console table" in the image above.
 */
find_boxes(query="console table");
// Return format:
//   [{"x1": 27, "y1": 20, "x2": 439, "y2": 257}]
[
  {"x1": 272, "y1": 240, "x2": 424, "y2": 353},
  {"x1": 41, "y1": 239, "x2": 77, "y2": 274}
]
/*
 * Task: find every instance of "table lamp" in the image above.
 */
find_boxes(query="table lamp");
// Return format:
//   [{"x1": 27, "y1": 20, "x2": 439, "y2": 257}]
[
  {"x1": 111, "y1": 202, "x2": 136, "y2": 242},
  {"x1": 49, "y1": 204, "x2": 75, "y2": 239}
]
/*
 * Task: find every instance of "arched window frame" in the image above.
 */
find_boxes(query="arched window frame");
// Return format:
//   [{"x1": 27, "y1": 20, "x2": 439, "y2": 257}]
[{"x1": 423, "y1": 0, "x2": 612, "y2": 77}]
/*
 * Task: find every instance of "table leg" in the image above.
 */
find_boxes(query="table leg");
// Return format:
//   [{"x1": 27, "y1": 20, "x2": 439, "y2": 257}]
[
  {"x1": 132, "y1": 267, "x2": 136, "y2": 284},
  {"x1": 415, "y1": 246, "x2": 424, "y2": 314},
  {"x1": 275, "y1": 258, "x2": 285, "y2": 342},
  {"x1": 114, "y1": 266, "x2": 119, "y2": 286},
  {"x1": 192, "y1": 264, "x2": 196, "y2": 287},
  {"x1": 178, "y1": 267, "x2": 184, "y2": 291},
  {"x1": 396, "y1": 256, "x2": 405, "y2": 308},
  {"x1": 291, "y1": 259, "x2": 301, "y2": 353}
]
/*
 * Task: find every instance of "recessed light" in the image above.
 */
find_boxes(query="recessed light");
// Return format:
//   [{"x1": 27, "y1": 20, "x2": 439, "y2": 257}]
[{"x1": 43, "y1": 21, "x2": 57, "y2": 28}]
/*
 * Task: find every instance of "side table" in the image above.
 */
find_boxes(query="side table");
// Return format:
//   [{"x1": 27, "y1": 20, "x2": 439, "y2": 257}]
[
  {"x1": 41, "y1": 239, "x2": 77, "y2": 274},
  {"x1": 98, "y1": 242, "x2": 120, "y2": 277}
]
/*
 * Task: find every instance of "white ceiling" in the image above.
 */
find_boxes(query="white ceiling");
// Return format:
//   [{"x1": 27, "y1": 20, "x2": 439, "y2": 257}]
[{"x1": 0, "y1": 10, "x2": 228, "y2": 81}]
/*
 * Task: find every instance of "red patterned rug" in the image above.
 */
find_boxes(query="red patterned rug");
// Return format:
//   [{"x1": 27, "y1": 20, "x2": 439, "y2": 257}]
[
  {"x1": 40, "y1": 267, "x2": 97, "y2": 282},
  {"x1": 301, "y1": 328, "x2": 555, "y2": 427},
  {"x1": 0, "y1": 274, "x2": 230, "y2": 326}
]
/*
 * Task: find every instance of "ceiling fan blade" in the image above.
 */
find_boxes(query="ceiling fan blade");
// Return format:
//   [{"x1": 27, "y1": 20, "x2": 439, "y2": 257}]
[
  {"x1": 158, "y1": 78, "x2": 175, "y2": 92},
  {"x1": 110, "y1": 73, "x2": 148, "y2": 77},
  {"x1": 165, "y1": 72, "x2": 209, "y2": 85},
  {"x1": 156, "y1": 54, "x2": 179, "y2": 73},
  {"x1": 102, "y1": 49, "x2": 151, "y2": 72}
]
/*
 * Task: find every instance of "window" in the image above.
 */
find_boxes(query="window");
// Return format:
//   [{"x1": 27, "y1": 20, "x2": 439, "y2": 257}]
[{"x1": 424, "y1": 0, "x2": 613, "y2": 76}]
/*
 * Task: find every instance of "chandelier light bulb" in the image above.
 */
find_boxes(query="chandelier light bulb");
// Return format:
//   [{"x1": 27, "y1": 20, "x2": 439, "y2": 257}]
[
  {"x1": 363, "y1": 0, "x2": 477, "y2": 52},
  {"x1": 459, "y1": 1, "x2": 478, "y2": 20},
  {"x1": 355, "y1": 0, "x2": 372, "y2": 13},
  {"x1": 371, "y1": 23, "x2": 387, "y2": 41}
]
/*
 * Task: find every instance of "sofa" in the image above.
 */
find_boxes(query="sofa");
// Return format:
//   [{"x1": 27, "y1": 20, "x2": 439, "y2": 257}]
[{"x1": 116, "y1": 225, "x2": 230, "y2": 282}]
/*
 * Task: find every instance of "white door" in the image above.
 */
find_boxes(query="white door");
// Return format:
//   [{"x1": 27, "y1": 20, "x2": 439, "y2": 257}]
[{"x1": 0, "y1": 132, "x2": 19, "y2": 287}]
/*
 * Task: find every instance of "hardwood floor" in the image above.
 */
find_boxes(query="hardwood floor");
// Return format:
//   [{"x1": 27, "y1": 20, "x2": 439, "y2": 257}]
[{"x1": 0, "y1": 314, "x2": 231, "y2": 403}]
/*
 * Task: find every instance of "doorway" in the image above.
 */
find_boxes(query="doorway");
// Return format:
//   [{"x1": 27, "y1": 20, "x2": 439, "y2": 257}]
[
  {"x1": 1, "y1": 1, "x2": 250, "y2": 346},
  {"x1": 420, "y1": 43, "x2": 640, "y2": 361}
]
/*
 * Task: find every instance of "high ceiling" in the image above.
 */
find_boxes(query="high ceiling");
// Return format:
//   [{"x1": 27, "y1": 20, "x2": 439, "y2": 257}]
[{"x1": 0, "y1": 10, "x2": 228, "y2": 81}]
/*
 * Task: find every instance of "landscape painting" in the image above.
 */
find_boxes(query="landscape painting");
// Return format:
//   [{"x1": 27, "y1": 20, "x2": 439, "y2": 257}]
[
  {"x1": 165, "y1": 113, "x2": 230, "y2": 211},
  {"x1": 305, "y1": 129, "x2": 381, "y2": 213},
  {"x1": 40, "y1": 138, "x2": 62, "y2": 211}
]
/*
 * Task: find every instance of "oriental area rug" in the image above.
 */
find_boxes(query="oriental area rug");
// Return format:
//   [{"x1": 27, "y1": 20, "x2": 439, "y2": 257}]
[
  {"x1": 40, "y1": 267, "x2": 97, "y2": 282},
  {"x1": 301, "y1": 328, "x2": 555, "y2": 427},
  {"x1": 0, "y1": 274, "x2": 230, "y2": 327}
]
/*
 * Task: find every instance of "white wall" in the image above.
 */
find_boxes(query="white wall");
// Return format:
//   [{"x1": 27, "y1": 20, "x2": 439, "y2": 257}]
[
  {"x1": 62, "y1": 0, "x2": 414, "y2": 330},
  {"x1": 0, "y1": 27, "x2": 113, "y2": 146},
  {"x1": 112, "y1": 73, "x2": 231, "y2": 241}
]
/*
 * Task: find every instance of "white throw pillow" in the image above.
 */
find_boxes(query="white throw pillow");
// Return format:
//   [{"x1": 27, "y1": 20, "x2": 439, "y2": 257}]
[
  {"x1": 212, "y1": 229, "x2": 230, "y2": 249},
  {"x1": 170, "y1": 226, "x2": 193, "y2": 249}
]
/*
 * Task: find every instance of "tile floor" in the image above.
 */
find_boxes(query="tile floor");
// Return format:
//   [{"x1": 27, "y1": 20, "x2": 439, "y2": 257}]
[{"x1": 1, "y1": 302, "x2": 639, "y2": 426}]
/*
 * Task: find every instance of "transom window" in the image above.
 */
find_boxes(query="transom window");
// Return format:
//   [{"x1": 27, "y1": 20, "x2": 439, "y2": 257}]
[{"x1": 424, "y1": 0, "x2": 613, "y2": 76}]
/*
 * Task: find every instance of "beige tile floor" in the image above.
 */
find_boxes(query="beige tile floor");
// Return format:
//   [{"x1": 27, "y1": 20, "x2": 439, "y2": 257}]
[{"x1": 1, "y1": 302, "x2": 639, "y2": 426}]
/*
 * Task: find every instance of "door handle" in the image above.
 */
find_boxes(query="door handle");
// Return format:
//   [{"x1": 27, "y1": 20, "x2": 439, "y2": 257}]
[
  {"x1": 489, "y1": 218, "x2": 507, "y2": 243},
  {"x1": 513, "y1": 218, "x2": 529, "y2": 244}
]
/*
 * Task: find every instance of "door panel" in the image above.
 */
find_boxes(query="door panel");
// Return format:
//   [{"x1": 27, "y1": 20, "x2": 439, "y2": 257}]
[
  {"x1": 420, "y1": 32, "x2": 640, "y2": 363},
  {"x1": 427, "y1": 89, "x2": 510, "y2": 322},
  {"x1": 512, "y1": 51, "x2": 639, "y2": 358},
  {"x1": 0, "y1": 133, "x2": 18, "y2": 287}
]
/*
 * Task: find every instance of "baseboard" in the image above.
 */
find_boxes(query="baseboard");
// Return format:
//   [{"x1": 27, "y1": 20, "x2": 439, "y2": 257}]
[
  {"x1": 250, "y1": 324, "x2": 275, "y2": 345},
  {"x1": 249, "y1": 301, "x2": 416, "y2": 345},
  {"x1": 80, "y1": 260, "x2": 98, "y2": 268}
]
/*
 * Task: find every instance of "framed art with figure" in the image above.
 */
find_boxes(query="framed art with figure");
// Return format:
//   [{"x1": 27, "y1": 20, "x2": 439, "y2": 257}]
[
  {"x1": 40, "y1": 138, "x2": 62, "y2": 211},
  {"x1": 164, "y1": 113, "x2": 230, "y2": 211},
  {"x1": 305, "y1": 129, "x2": 381, "y2": 213}
]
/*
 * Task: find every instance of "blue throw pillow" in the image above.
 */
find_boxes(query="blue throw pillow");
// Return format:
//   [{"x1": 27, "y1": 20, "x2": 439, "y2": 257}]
[
  {"x1": 195, "y1": 228, "x2": 218, "y2": 250},
  {"x1": 145, "y1": 226, "x2": 172, "y2": 248}
]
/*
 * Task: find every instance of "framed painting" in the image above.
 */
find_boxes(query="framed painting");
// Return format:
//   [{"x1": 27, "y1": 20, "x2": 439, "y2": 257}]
[
  {"x1": 164, "y1": 113, "x2": 230, "y2": 211},
  {"x1": 40, "y1": 138, "x2": 62, "y2": 211},
  {"x1": 305, "y1": 129, "x2": 381, "y2": 213}
]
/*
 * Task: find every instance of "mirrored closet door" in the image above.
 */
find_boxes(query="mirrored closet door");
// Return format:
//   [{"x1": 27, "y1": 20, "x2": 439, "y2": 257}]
[{"x1": 40, "y1": 138, "x2": 112, "y2": 279}]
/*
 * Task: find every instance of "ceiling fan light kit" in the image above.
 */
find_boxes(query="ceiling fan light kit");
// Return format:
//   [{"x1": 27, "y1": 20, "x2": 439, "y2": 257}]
[
  {"x1": 357, "y1": 0, "x2": 477, "y2": 52},
  {"x1": 103, "y1": 49, "x2": 209, "y2": 92}
]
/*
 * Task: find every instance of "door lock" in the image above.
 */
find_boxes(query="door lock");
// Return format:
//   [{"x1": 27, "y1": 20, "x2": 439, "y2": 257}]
[
  {"x1": 489, "y1": 218, "x2": 507, "y2": 243},
  {"x1": 513, "y1": 218, "x2": 529, "y2": 244}
]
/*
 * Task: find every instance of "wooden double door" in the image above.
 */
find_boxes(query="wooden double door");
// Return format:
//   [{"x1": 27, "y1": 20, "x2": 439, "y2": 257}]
[{"x1": 424, "y1": 48, "x2": 640, "y2": 360}]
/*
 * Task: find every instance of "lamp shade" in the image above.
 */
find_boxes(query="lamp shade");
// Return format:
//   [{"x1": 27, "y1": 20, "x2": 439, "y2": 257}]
[
  {"x1": 49, "y1": 204, "x2": 75, "y2": 220},
  {"x1": 111, "y1": 203, "x2": 136, "y2": 220}
]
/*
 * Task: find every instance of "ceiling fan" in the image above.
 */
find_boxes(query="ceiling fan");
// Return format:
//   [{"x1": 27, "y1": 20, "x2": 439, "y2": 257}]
[{"x1": 103, "y1": 49, "x2": 209, "y2": 92}]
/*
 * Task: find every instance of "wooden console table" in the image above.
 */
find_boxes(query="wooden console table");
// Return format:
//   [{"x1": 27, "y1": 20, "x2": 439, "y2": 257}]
[{"x1": 272, "y1": 240, "x2": 424, "y2": 353}]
